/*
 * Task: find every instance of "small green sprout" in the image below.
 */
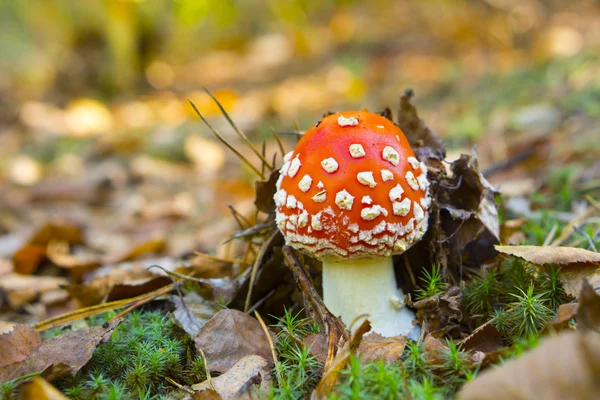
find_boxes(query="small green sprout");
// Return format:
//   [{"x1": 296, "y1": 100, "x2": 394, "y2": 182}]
[
  {"x1": 415, "y1": 264, "x2": 448, "y2": 300},
  {"x1": 506, "y1": 284, "x2": 553, "y2": 339}
]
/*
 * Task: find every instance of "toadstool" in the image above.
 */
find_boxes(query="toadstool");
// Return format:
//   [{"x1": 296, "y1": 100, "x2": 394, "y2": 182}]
[{"x1": 274, "y1": 111, "x2": 431, "y2": 338}]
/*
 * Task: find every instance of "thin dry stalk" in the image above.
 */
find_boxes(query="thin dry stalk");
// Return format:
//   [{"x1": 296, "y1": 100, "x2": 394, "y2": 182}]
[
  {"x1": 34, "y1": 284, "x2": 174, "y2": 332},
  {"x1": 270, "y1": 127, "x2": 286, "y2": 158},
  {"x1": 203, "y1": 86, "x2": 274, "y2": 170},
  {"x1": 281, "y1": 247, "x2": 348, "y2": 370},
  {"x1": 244, "y1": 230, "x2": 279, "y2": 312},
  {"x1": 189, "y1": 100, "x2": 265, "y2": 179},
  {"x1": 193, "y1": 251, "x2": 250, "y2": 266},
  {"x1": 254, "y1": 310, "x2": 281, "y2": 388}
]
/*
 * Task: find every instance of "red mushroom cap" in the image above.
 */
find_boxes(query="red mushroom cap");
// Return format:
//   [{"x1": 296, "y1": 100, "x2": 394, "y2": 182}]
[{"x1": 274, "y1": 111, "x2": 430, "y2": 260}]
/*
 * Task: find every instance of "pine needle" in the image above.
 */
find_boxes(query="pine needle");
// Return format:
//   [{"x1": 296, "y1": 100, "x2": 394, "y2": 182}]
[
  {"x1": 188, "y1": 100, "x2": 264, "y2": 179},
  {"x1": 254, "y1": 310, "x2": 281, "y2": 388},
  {"x1": 203, "y1": 86, "x2": 274, "y2": 171},
  {"x1": 260, "y1": 139, "x2": 268, "y2": 177},
  {"x1": 228, "y1": 204, "x2": 252, "y2": 229},
  {"x1": 244, "y1": 230, "x2": 279, "y2": 312},
  {"x1": 270, "y1": 126, "x2": 286, "y2": 157}
]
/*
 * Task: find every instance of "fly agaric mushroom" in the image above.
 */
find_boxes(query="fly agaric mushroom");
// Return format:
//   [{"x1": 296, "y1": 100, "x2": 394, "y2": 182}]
[{"x1": 274, "y1": 111, "x2": 431, "y2": 338}]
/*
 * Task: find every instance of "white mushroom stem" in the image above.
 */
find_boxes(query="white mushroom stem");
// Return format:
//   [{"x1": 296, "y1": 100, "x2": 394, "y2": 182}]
[{"x1": 322, "y1": 257, "x2": 419, "y2": 339}]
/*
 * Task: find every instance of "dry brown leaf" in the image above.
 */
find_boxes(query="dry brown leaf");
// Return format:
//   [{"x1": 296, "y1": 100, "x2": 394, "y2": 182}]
[
  {"x1": 0, "y1": 258, "x2": 12, "y2": 275},
  {"x1": 459, "y1": 331, "x2": 600, "y2": 400},
  {"x1": 0, "y1": 319, "x2": 122, "y2": 383},
  {"x1": 356, "y1": 333, "x2": 407, "y2": 364},
  {"x1": 0, "y1": 273, "x2": 69, "y2": 309},
  {"x1": 19, "y1": 376, "x2": 68, "y2": 399},
  {"x1": 28, "y1": 223, "x2": 84, "y2": 247},
  {"x1": 421, "y1": 334, "x2": 449, "y2": 366},
  {"x1": 495, "y1": 245, "x2": 600, "y2": 265},
  {"x1": 45, "y1": 241, "x2": 100, "y2": 281},
  {"x1": 0, "y1": 324, "x2": 40, "y2": 369},
  {"x1": 10, "y1": 223, "x2": 86, "y2": 275},
  {"x1": 0, "y1": 321, "x2": 18, "y2": 335},
  {"x1": 302, "y1": 333, "x2": 328, "y2": 365},
  {"x1": 495, "y1": 245, "x2": 600, "y2": 297},
  {"x1": 550, "y1": 303, "x2": 579, "y2": 331},
  {"x1": 450, "y1": 150, "x2": 500, "y2": 242},
  {"x1": 576, "y1": 280, "x2": 600, "y2": 332},
  {"x1": 254, "y1": 170, "x2": 278, "y2": 215},
  {"x1": 562, "y1": 269, "x2": 600, "y2": 299},
  {"x1": 413, "y1": 286, "x2": 462, "y2": 336},
  {"x1": 194, "y1": 309, "x2": 273, "y2": 373},
  {"x1": 397, "y1": 89, "x2": 445, "y2": 159},
  {"x1": 170, "y1": 292, "x2": 220, "y2": 338},
  {"x1": 12, "y1": 245, "x2": 46, "y2": 275},
  {"x1": 65, "y1": 275, "x2": 171, "y2": 308},
  {"x1": 460, "y1": 319, "x2": 503, "y2": 354},
  {"x1": 103, "y1": 238, "x2": 166, "y2": 264},
  {"x1": 404, "y1": 127, "x2": 499, "y2": 275},
  {"x1": 107, "y1": 277, "x2": 172, "y2": 301},
  {"x1": 64, "y1": 259, "x2": 177, "y2": 307},
  {"x1": 191, "y1": 355, "x2": 271, "y2": 399}
]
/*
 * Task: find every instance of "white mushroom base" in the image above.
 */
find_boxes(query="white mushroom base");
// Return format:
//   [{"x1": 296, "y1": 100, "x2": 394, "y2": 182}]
[{"x1": 322, "y1": 257, "x2": 420, "y2": 339}]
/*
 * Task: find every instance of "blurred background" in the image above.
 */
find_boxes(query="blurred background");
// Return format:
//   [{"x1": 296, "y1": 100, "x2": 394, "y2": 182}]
[{"x1": 1, "y1": 0, "x2": 599, "y2": 258}]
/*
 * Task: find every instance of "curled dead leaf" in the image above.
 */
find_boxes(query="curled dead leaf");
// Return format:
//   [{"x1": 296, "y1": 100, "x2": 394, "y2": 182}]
[
  {"x1": 0, "y1": 319, "x2": 122, "y2": 383},
  {"x1": 413, "y1": 286, "x2": 462, "y2": 337},
  {"x1": 194, "y1": 309, "x2": 273, "y2": 373},
  {"x1": 0, "y1": 324, "x2": 40, "y2": 369},
  {"x1": 576, "y1": 280, "x2": 600, "y2": 332},
  {"x1": 397, "y1": 89, "x2": 446, "y2": 159},
  {"x1": 190, "y1": 355, "x2": 271, "y2": 400},
  {"x1": 460, "y1": 319, "x2": 503, "y2": 354},
  {"x1": 45, "y1": 240, "x2": 100, "y2": 281},
  {"x1": 28, "y1": 223, "x2": 84, "y2": 247},
  {"x1": 302, "y1": 333, "x2": 328, "y2": 366},
  {"x1": 0, "y1": 274, "x2": 69, "y2": 309},
  {"x1": 421, "y1": 334, "x2": 449, "y2": 366},
  {"x1": 103, "y1": 238, "x2": 166, "y2": 264},
  {"x1": 12, "y1": 245, "x2": 46, "y2": 275},
  {"x1": 550, "y1": 303, "x2": 579, "y2": 331},
  {"x1": 357, "y1": 333, "x2": 408, "y2": 364},
  {"x1": 495, "y1": 245, "x2": 600, "y2": 297},
  {"x1": 459, "y1": 331, "x2": 600, "y2": 400},
  {"x1": 170, "y1": 292, "x2": 221, "y2": 338},
  {"x1": 495, "y1": 245, "x2": 600, "y2": 265},
  {"x1": 254, "y1": 170, "x2": 279, "y2": 215},
  {"x1": 0, "y1": 321, "x2": 18, "y2": 335}
]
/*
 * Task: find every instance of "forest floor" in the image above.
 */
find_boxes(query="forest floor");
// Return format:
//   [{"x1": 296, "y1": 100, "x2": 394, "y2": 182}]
[{"x1": 2, "y1": 1, "x2": 600, "y2": 399}]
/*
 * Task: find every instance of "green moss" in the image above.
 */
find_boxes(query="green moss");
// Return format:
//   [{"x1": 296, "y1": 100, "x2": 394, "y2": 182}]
[
  {"x1": 0, "y1": 381, "x2": 17, "y2": 400},
  {"x1": 539, "y1": 267, "x2": 566, "y2": 310},
  {"x1": 463, "y1": 256, "x2": 562, "y2": 342},
  {"x1": 441, "y1": 340, "x2": 469, "y2": 379},
  {"x1": 403, "y1": 340, "x2": 430, "y2": 378},
  {"x1": 331, "y1": 339, "x2": 472, "y2": 400},
  {"x1": 464, "y1": 270, "x2": 501, "y2": 317},
  {"x1": 270, "y1": 308, "x2": 322, "y2": 399},
  {"x1": 53, "y1": 309, "x2": 197, "y2": 399},
  {"x1": 415, "y1": 264, "x2": 448, "y2": 301},
  {"x1": 505, "y1": 284, "x2": 553, "y2": 339},
  {"x1": 333, "y1": 356, "x2": 405, "y2": 399}
]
